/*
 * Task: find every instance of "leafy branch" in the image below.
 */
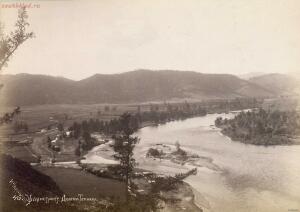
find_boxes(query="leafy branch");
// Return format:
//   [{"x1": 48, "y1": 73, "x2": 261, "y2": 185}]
[{"x1": 0, "y1": 7, "x2": 34, "y2": 71}]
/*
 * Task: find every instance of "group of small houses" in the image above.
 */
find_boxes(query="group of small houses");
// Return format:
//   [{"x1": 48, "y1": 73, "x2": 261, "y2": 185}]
[
  {"x1": 43, "y1": 126, "x2": 108, "y2": 154},
  {"x1": 45, "y1": 129, "x2": 72, "y2": 152}
]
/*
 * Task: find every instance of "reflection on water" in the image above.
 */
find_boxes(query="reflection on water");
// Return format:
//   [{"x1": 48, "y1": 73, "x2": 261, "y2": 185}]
[{"x1": 134, "y1": 113, "x2": 300, "y2": 212}]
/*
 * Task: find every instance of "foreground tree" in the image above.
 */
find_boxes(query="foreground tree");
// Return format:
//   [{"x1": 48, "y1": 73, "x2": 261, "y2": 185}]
[
  {"x1": 0, "y1": 7, "x2": 34, "y2": 71},
  {"x1": 0, "y1": 7, "x2": 34, "y2": 126},
  {"x1": 113, "y1": 113, "x2": 139, "y2": 202}
]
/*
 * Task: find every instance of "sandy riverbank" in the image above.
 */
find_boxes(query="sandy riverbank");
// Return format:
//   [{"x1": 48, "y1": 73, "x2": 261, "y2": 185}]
[{"x1": 80, "y1": 139, "x2": 209, "y2": 212}]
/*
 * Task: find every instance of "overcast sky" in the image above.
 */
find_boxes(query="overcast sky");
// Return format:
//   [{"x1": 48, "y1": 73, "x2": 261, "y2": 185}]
[{"x1": 0, "y1": 0, "x2": 299, "y2": 80}]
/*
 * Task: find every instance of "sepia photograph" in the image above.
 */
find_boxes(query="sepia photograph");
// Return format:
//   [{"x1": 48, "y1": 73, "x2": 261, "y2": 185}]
[{"x1": 0, "y1": 0, "x2": 299, "y2": 211}]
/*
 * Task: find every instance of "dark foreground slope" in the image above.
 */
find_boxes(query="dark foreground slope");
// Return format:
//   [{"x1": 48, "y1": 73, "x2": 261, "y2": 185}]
[{"x1": 0, "y1": 154, "x2": 64, "y2": 212}]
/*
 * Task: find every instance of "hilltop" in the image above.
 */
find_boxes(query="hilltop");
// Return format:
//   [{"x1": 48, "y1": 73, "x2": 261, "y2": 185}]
[{"x1": 0, "y1": 70, "x2": 291, "y2": 106}]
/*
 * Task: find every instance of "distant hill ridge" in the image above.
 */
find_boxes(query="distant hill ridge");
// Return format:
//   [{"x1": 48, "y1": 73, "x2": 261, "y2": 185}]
[
  {"x1": 249, "y1": 73, "x2": 299, "y2": 95},
  {"x1": 0, "y1": 70, "x2": 296, "y2": 106}
]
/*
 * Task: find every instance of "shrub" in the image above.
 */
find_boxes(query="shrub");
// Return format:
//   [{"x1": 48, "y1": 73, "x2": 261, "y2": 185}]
[{"x1": 147, "y1": 148, "x2": 163, "y2": 158}]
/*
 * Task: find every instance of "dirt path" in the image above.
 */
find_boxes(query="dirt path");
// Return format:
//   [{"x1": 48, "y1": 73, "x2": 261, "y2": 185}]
[{"x1": 30, "y1": 135, "x2": 54, "y2": 163}]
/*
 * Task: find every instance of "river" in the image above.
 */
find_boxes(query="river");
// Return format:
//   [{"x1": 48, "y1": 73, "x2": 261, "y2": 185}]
[{"x1": 134, "y1": 112, "x2": 300, "y2": 212}]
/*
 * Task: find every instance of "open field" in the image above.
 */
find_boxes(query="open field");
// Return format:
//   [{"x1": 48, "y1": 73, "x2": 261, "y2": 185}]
[
  {"x1": 5, "y1": 145, "x2": 37, "y2": 163},
  {"x1": 34, "y1": 167, "x2": 126, "y2": 200},
  {"x1": 0, "y1": 103, "x2": 140, "y2": 134}
]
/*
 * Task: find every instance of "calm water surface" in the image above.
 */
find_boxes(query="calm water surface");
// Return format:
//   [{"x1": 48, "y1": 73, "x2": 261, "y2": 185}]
[{"x1": 134, "y1": 113, "x2": 300, "y2": 212}]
